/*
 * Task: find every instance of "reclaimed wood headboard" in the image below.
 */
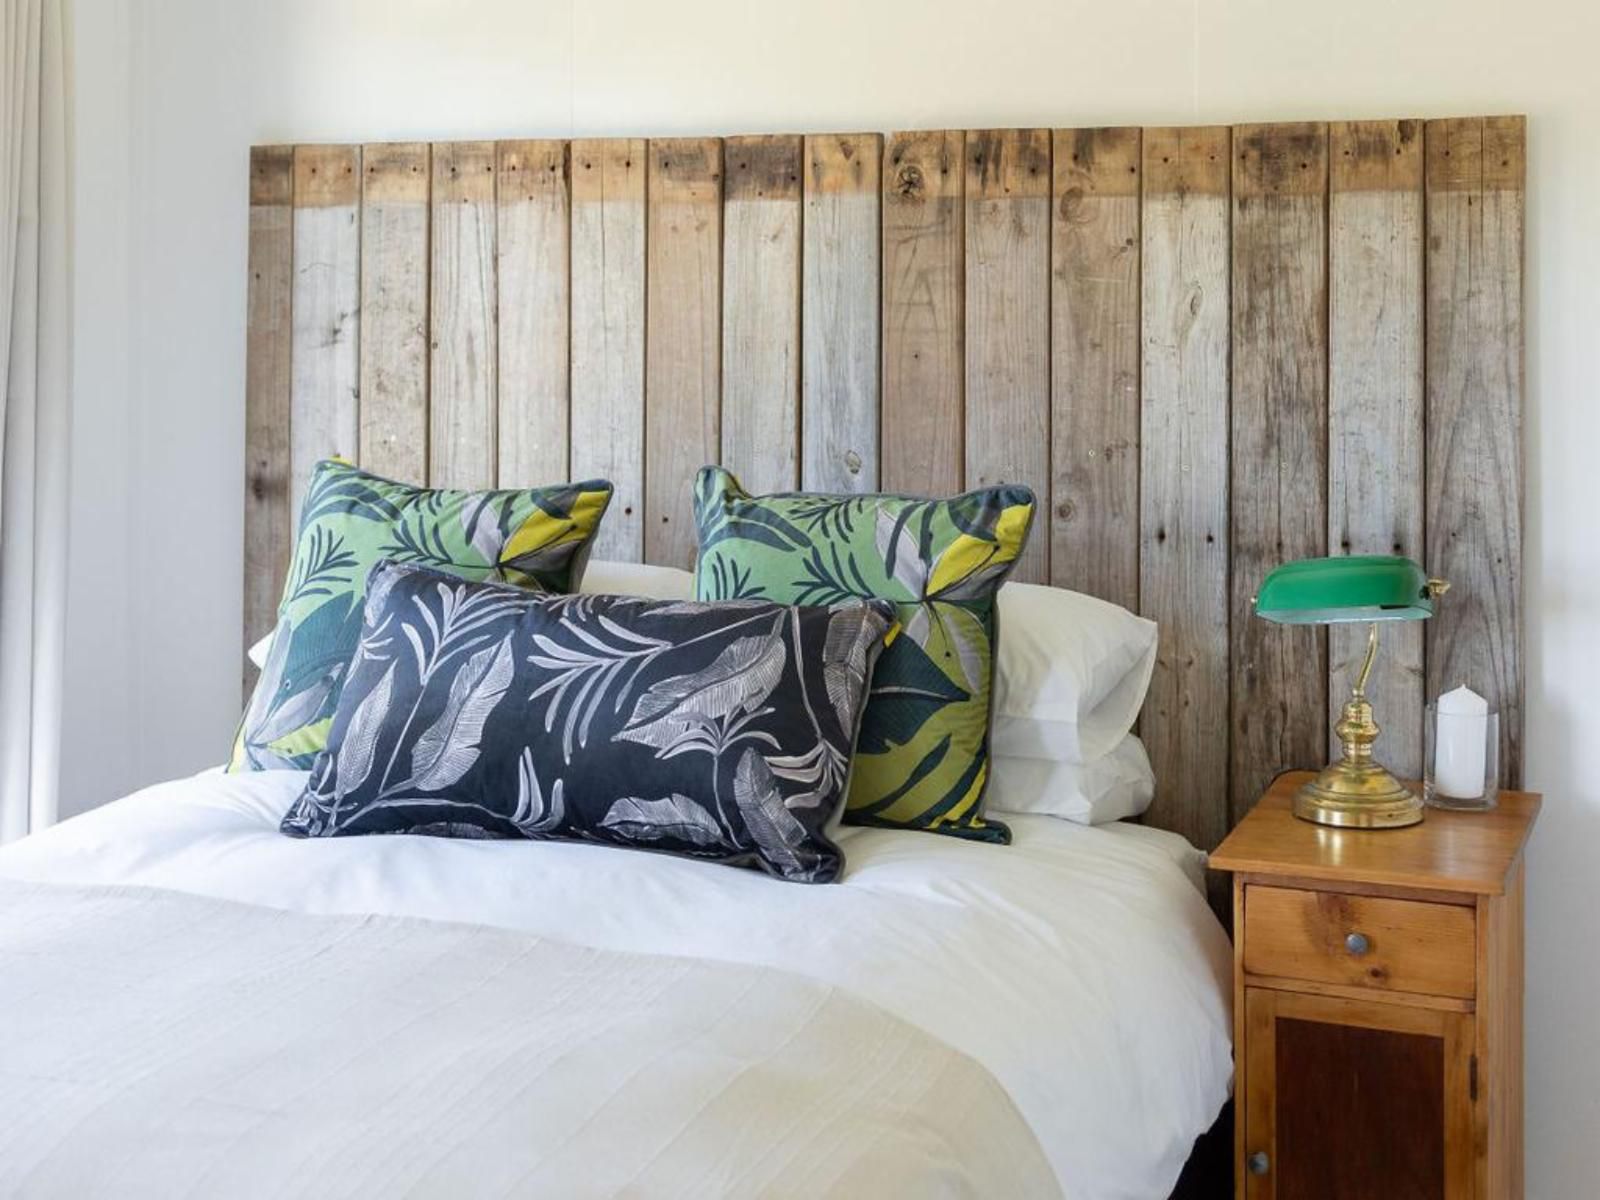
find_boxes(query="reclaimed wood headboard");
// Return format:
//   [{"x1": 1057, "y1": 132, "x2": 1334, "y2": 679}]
[{"x1": 243, "y1": 117, "x2": 1525, "y2": 854}]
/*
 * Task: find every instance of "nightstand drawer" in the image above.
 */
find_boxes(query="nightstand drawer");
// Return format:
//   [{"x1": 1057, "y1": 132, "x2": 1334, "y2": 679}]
[{"x1": 1242, "y1": 885, "x2": 1476, "y2": 999}]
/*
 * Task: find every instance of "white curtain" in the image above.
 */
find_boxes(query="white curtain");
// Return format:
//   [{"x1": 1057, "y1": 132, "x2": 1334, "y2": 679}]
[{"x1": 0, "y1": 0, "x2": 71, "y2": 842}]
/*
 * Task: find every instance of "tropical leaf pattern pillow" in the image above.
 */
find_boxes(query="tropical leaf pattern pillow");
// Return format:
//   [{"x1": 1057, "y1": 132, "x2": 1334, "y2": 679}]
[
  {"x1": 280, "y1": 561, "x2": 895, "y2": 884},
  {"x1": 231, "y1": 460, "x2": 613, "y2": 772},
  {"x1": 692, "y1": 467, "x2": 1036, "y2": 842}
]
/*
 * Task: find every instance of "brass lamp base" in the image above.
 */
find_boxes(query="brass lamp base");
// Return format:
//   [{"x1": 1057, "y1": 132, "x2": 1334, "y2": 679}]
[
  {"x1": 1291, "y1": 621, "x2": 1424, "y2": 830},
  {"x1": 1293, "y1": 760, "x2": 1423, "y2": 829}
]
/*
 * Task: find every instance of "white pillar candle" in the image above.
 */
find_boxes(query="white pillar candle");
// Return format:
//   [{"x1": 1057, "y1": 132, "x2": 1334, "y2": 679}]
[{"x1": 1435, "y1": 685, "x2": 1489, "y2": 799}]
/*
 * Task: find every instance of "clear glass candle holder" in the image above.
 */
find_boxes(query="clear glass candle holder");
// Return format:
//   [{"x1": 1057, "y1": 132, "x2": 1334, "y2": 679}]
[{"x1": 1424, "y1": 702, "x2": 1500, "y2": 810}]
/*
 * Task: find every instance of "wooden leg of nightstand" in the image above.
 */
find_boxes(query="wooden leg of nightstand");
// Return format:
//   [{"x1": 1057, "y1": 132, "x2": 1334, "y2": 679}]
[
  {"x1": 1477, "y1": 858, "x2": 1525, "y2": 1199},
  {"x1": 1233, "y1": 876, "x2": 1246, "y2": 1197}
]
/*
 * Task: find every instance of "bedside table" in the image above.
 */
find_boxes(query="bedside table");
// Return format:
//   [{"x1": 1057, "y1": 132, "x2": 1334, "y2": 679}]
[{"x1": 1210, "y1": 771, "x2": 1539, "y2": 1200}]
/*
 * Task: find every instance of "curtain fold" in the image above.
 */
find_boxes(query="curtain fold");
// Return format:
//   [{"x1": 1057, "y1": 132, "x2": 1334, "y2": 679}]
[{"x1": 0, "y1": 0, "x2": 71, "y2": 843}]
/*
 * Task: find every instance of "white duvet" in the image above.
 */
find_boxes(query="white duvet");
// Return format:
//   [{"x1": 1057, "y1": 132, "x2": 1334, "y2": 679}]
[{"x1": 0, "y1": 769, "x2": 1233, "y2": 1199}]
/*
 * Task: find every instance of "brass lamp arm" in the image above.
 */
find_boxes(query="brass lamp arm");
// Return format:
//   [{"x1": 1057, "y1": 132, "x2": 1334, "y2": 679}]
[{"x1": 1353, "y1": 621, "x2": 1379, "y2": 698}]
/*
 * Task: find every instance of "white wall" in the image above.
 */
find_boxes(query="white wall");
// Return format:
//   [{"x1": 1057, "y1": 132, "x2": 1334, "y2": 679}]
[{"x1": 68, "y1": 0, "x2": 1599, "y2": 1192}]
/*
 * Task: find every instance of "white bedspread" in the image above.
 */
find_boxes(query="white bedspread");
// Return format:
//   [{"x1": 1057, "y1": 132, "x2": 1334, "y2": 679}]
[
  {"x1": 0, "y1": 879, "x2": 1058, "y2": 1198},
  {"x1": 0, "y1": 769, "x2": 1233, "y2": 1199}
]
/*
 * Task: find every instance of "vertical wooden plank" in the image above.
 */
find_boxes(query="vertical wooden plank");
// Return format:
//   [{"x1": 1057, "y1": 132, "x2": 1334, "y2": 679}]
[
  {"x1": 882, "y1": 129, "x2": 964, "y2": 496},
  {"x1": 497, "y1": 139, "x2": 570, "y2": 485},
  {"x1": 570, "y1": 139, "x2": 647, "y2": 561},
  {"x1": 289, "y1": 144, "x2": 360, "y2": 525},
  {"x1": 1230, "y1": 122, "x2": 1330, "y2": 826},
  {"x1": 244, "y1": 145, "x2": 293, "y2": 698},
  {"x1": 1425, "y1": 116, "x2": 1525, "y2": 785},
  {"x1": 645, "y1": 137, "x2": 722, "y2": 567},
  {"x1": 965, "y1": 128, "x2": 1051, "y2": 582},
  {"x1": 802, "y1": 133, "x2": 880, "y2": 493},
  {"x1": 1051, "y1": 128, "x2": 1141, "y2": 610},
  {"x1": 358, "y1": 142, "x2": 429, "y2": 483},
  {"x1": 430, "y1": 141, "x2": 498, "y2": 489},
  {"x1": 1139, "y1": 126, "x2": 1231, "y2": 853},
  {"x1": 1329, "y1": 120, "x2": 1425, "y2": 776},
  {"x1": 721, "y1": 134, "x2": 801, "y2": 493}
]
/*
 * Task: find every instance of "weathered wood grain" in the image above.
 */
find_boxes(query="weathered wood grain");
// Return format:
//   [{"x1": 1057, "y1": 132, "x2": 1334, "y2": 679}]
[
  {"x1": 570, "y1": 139, "x2": 647, "y2": 561},
  {"x1": 645, "y1": 138, "x2": 722, "y2": 566},
  {"x1": 1050, "y1": 127, "x2": 1140, "y2": 609},
  {"x1": 1425, "y1": 116, "x2": 1525, "y2": 785},
  {"x1": 1329, "y1": 120, "x2": 1425, "y2": 776},
  {"x1": 1230, "y1": 122, "x2": 1330, "y2": 826},
  {"x1": 430, "y1": 141, "x2": 498, "y2": 489},
  {"x1": 721, "y1": 135, "x2": 801, "y2": 493},
  {"x1": 358, "y1": 142, "x2": 429, "y2": 484},
  {"x1": 965, "y1": 128, "x2": 1050, "y2": 581},
  {"x1": 496, "y1": 139, "x2": 570, "y2": 485},
  {"x1": 289, "y1": 144, "x2": 361, "y2": 526},
  {"x1": 1139, "y1": 126, "x2": 1231, "y2": 852},
  {"x1": 802, "y1": 133, "x2": 880, "y2": 492},
  {"x1": 882, "y1": 130, "x2": 964, "y2": 496},
  {"x1": 244, "y1": 145, "x2": 294, "y2": 698}
]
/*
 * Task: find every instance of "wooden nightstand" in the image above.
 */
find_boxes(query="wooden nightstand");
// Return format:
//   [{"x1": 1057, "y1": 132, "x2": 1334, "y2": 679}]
[{"x1": 1211, "y1": 771, "x2": 1539, "y2": 1199}]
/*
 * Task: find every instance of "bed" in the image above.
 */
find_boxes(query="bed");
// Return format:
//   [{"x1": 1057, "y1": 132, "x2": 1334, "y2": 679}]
[
  {"x1": 0, "y1": 767, "x2": 1231, "y2": 1198},
  {"x1": 0, "y1": 113, "x2": 1525, "y2": 1200}
]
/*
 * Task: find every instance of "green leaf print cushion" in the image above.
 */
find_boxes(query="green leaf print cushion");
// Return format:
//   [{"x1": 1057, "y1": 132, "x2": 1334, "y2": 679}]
[
  {"x1": 230, "y1": 460, "x2": 613, "y2": 772},
  {"x1": 692, "y1": 467, "x2": 1036, "y2": 842}
]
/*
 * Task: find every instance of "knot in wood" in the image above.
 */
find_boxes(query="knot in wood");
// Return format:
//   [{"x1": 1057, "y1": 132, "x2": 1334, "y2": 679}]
[
  {"x1": 894, "y1": 164, "x2": 926, "y2": 199},
  {"x1": 1057, "y1": 186, "x2": 1088, "y2": 225}
]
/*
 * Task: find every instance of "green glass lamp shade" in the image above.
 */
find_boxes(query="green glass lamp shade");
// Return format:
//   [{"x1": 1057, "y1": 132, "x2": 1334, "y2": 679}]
[{"x1": 1254, "y1": 555, "x2": 1435, "y2": 625}]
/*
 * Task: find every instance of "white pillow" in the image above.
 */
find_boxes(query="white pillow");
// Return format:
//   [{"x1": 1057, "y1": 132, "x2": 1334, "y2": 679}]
[
  {"x1": 986, "y1": 735, "x2": 1155, "y2": 825},
  {"x1": 247, "y1": 560, "x2": 696, "y2": 669},
  {"x1": 992, "y1": 580, "x2": 1158, "y2": 763},
  {"x1": 247, "y1": 632, "x2": 273, "y2": 669},
  {"x1": 579, "y1": 559, "x2": 695, "y2": 601}
]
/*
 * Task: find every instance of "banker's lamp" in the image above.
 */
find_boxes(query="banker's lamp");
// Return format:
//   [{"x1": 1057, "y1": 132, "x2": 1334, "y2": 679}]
[{"x1": 1253, "y1": 555, "x2": 1449, "y2": 829}]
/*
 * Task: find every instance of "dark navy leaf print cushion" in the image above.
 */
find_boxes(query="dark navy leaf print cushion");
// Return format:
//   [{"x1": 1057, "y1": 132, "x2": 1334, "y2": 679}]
[{"x1": 281, "y1": 561, "x2": 896, "y2": 883}]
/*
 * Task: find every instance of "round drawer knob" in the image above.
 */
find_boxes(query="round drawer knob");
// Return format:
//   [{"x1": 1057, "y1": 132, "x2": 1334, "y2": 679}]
[
  {"x1": 1248, "y1": 1151, "x2": 1270, "y2": 1176},
  {"x1": 1345, "y1": 931, "x2": 1371, "y2": 956}
]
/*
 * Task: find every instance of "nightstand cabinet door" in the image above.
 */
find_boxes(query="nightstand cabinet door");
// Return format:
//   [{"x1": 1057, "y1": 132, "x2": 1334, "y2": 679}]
[{"x1": 1242, "y1": 989, "x2": 1475, "y2": 1200}]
